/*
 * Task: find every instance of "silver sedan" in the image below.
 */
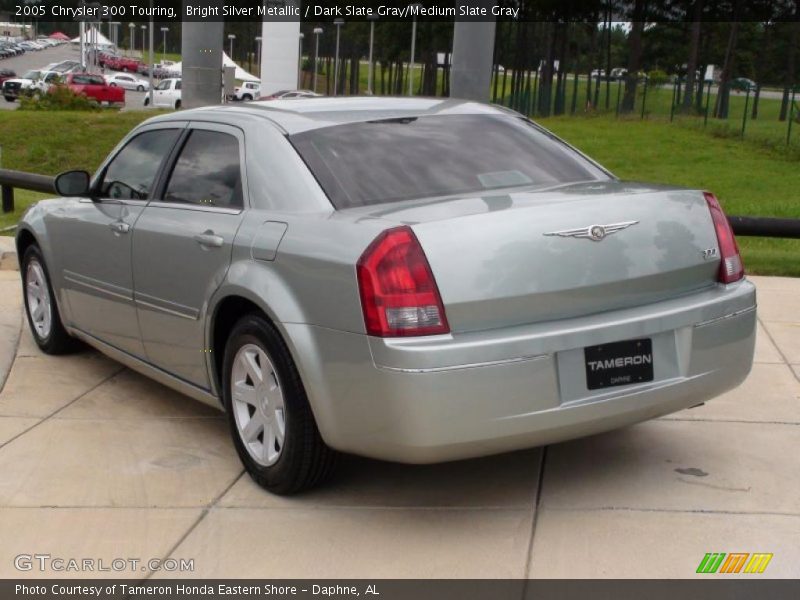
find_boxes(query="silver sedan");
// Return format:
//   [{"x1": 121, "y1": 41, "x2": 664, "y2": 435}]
[
  {"x1": 15, "y1": 98, "x2": 756, "y2": 494},
  {"x1": 105, "y1": 72, "x2": 150, "y2": 92}
]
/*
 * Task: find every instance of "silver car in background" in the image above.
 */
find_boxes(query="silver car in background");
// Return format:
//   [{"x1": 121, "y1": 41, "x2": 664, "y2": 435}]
[{"x1": 16, "y1": 98, "x2": 756, "y2": 494}]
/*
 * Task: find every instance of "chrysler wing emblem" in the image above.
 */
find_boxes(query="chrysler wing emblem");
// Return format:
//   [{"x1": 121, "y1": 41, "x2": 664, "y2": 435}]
[{"x1": 544, "y1": 220, "x2": 639, "y2": 242}]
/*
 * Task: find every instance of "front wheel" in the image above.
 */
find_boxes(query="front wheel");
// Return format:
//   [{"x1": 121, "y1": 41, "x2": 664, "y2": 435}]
[
  {"x1": 136, "y1": 85, "x2": 144, "y2": 92},
  {"x1": 4, "y1": 96, "x2": 14, "y2": 102},
  {"x1": 242, "y1": 94, "x2": 252, "y2": 101},
  {"x1": 22, "y1": 245, "x2": 77, "y2": 355},
  {"x1": 174, "y1": 99, "x2": 181, "y2": 110},
  {"x1": 222, "y1": 314, "x2": 337, "y2": 495}
]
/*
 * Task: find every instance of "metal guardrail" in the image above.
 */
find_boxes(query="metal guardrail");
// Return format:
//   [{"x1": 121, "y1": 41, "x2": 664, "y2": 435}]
[
  {"x1": 1, "y1": 169, "x2": 56, "y2": 214},
  {"x1": 1, "y1": 167, "x2": 799, "y2": 239}
]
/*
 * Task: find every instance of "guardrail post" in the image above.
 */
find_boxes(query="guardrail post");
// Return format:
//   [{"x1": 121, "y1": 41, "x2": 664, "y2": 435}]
[
  {"x1": 787, "y1": 88, "x2": 796, "y2": 146},
  {"x1": 1, "y1": 185, "x2": 13, "y2": 214},
  {"x1": 741, "y1": 87, "x2": 750, "y2": 139}
]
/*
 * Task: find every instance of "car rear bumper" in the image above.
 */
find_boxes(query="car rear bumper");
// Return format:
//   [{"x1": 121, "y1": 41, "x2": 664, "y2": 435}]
[{"x1": 285, "y1": 280, "x2": 756, "y2": 463}]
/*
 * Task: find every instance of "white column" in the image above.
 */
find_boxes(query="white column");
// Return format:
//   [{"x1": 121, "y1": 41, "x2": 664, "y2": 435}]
[{"x1": 260, "y1": 1, "x2": 301, "y2": 96}]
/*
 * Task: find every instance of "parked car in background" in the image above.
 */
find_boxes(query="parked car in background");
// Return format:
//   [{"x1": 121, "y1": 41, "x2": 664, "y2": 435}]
[
  {"x1": 106, "y1": 73, "x2": 150, "y2": 92},
  {"x1": 231, "y1": 81, "x2": 260, "y2": 101},
  {"x1": 45, "y1": 60, "x2": 84, "y2": 74},
  {"x1": 2, "y1": 70, "x2": 60, "y2": 101},
  {"x1": 730, "y1": 77, "x2": 757, "y2": 92},
  {"x1": 0, "y1": 68, "x2": 16, "y2": 85},
  {"x1": 16, "y1": 98, "x2": 755, "y2": 494},
  {"x1": 56, "y1": 73, "x2": 125, "y2": 107},
  {"x1": 103, "y1": 56, "x2": 142, "y2": 73},
  {"x1": 144, "y1": 77, "x2": 181, "y2": 109},
  {"x1": 610, "y1": 67, "x2": 628, "y2": 80},
  {"x1": 260, "y1": 89, "x2": 321, "y2": 100}
]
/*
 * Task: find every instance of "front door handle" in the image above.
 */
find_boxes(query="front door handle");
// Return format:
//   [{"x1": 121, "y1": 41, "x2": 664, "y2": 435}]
[
  {"x1": 109, "y1": 221, "x2": 130, "y2": 234},
  {"x1": 193, "y1": 231, "x2": 224, "y2": 248}
]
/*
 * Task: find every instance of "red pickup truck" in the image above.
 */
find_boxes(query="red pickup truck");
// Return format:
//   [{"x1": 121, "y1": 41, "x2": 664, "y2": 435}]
[
  {"x1": 55, "y1": 73, "x2": 125, "y2": 107},
  {"x1": 105, "y1": 56, "x2": 142, "y2": 73}
]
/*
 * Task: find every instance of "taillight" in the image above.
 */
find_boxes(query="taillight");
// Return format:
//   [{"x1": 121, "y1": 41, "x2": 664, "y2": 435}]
[
  {"x1": 357, "y1": 226, "x2": 449, "y2": 337},
  {"x1": 704, "y1": 192, "x2": 744, "y2": 284}
]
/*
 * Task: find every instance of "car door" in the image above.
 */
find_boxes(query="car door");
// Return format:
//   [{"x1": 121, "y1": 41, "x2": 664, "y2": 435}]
[
  {"x1": 132, "y1": 123, "x2": 246, "y2": 388},
  {"x1": 153, "y1": 79, "x2": 170, "y2": 106},
  {"x1": 55, "y1": 124, "x2": 184, "y2": 357}
]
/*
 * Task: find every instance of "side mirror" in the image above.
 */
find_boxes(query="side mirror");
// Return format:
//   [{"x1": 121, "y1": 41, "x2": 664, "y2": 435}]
[{"x1": 54, "y1": 170, "x2": 90, "y2": 197}]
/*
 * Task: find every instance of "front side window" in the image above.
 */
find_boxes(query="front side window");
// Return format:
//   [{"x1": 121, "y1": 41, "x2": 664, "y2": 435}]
[
  {"x1": 291, "y1": 114, "x2": 611, "y2": 209},
  {"x1": 156, "y1": 80, "x2": 170, "y2": 91},
  {"x1": 162, "y1": 130, "x2": 242, "y2": 209},
  {"x1": 100, "y1": 129, "x2": 180, "y2": 200}
]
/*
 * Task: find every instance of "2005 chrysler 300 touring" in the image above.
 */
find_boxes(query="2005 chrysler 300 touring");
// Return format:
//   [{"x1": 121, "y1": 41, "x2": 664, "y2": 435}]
[{"x1": 16, "y1": 98, "x2": 756, "y2": 494}]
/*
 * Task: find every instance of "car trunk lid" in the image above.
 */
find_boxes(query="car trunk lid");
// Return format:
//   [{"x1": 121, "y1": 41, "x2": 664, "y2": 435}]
[{"x1": 350, "y1": 181, "x2": 721, "y2": 333}]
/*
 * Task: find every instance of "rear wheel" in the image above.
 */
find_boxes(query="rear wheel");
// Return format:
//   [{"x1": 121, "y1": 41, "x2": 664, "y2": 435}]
[
  {"x1": 22, "y1": 245, "x2": 77, "y2": 355},
  {"x1": 242, "y1": 94, "x2": 252, "y2": 101},
  {"x1": 222, "y1": 314, "x2": 337, "y2": 494},
  {"x1": 136, "y1": 85, "x2": 144, "y2": 92}
]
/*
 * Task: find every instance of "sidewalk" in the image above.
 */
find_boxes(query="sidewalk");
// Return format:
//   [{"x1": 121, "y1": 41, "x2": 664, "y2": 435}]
[{"x1": 0, "y1": 273, "x2": 797, "y2": 578}]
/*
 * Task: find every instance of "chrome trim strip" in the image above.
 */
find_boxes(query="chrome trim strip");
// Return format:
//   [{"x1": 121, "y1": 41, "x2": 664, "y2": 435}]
[
  {"x1": 69, "y1": 328, "x2": 222, "y2": 410},
  {"x1": 144, "y1": 201, "x2": 242, "y2": 215},
  {"x1": 694, "y1": 306, "x2": 756, "y2": 328},
  {"x1": 134, "y1": 295, "x2": 199, "y2": 321},
  {"x1": 62, "y1": 270, "x2": 133, "y2": 302},
  {"x1": 377, "y1": 353, "x2": 550, "y2": 374}
]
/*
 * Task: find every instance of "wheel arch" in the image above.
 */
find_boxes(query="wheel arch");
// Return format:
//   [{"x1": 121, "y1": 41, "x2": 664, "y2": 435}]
[
  {"x1": 206, "y1": 283, "x2": 301, "y2": 400},
  {"x1": 15, "y1": 226, "x2": 38, "y2": 262}
]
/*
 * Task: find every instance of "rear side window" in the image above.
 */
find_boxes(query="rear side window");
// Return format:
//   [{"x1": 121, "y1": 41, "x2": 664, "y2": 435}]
[
  {"x1": 162, "y1": 130, "x2": 243, "y2": 209},
  {"x1": 290, "y1": 114, "x2": 610, "y2": 209},
  {"x1": 72, "y1": 74, "x2": 105, "y2": 85},
  {"x1": 100, "y1": 129, "x2": 180, "y2": 200}
]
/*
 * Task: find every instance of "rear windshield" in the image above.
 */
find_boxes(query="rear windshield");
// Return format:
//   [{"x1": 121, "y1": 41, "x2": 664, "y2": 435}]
[
  {"x1": 290, "y1": 114, "x2": 610, "y2": 209},
  {"x1": 71, "y1": 74, "x2": 105, "y2": 85}
]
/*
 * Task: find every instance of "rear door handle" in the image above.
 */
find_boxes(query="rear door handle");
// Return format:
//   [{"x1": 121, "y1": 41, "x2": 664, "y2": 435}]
[
  {"x1": 193, "y1": 231, "x2": 224, "y2": 248},
  {"x1": 109, "y1": 221, "x2": 130, "y2": 234}
]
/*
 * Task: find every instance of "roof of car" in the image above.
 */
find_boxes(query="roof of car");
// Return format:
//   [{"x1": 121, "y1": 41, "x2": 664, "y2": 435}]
[{"x1": 147, "y1": 96, "x2": 517, "y2": 135}]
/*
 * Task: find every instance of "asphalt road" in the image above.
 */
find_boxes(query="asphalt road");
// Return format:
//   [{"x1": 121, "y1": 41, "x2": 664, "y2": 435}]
[{"x1": 0, "y1": 44, "x2": 152, "y2": 111}]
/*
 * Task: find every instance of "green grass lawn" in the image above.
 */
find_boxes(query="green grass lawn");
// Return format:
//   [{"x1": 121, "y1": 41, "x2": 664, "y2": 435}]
[
  {"x1": 541, "y1": 115, "x2": 800, "y2": 276},
  {"x1": 0, "y1": 110, "x2": 797, "y2": 276},
  {"x1": 0, "y1": 111, "x2": 156, "y2": 234}
]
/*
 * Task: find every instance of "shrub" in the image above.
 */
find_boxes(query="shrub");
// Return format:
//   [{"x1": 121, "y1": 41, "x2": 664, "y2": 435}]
[
  {"x1": 645, "y1": 69, "x2": 670, "y2": 89},
  {"x1": 18, "y1": 86, "x2": 100, "y2": 111}
]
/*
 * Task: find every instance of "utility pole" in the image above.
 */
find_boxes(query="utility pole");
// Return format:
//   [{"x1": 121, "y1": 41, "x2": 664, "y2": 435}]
[
  {"x1": 367, "y1": 15, "x2": 377, "y2": 95},
  {"x1": 408, "y1": 4, "x2": 421, "y2": 96},
  {"x1": 313, "y1": 27, "x2": 323, "y2": 93},
  {"x1": 333, "y1": 19, "x2": 344, "y2": 96}
]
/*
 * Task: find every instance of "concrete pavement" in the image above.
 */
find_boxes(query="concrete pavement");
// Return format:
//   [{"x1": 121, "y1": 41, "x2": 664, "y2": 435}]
[{"x1": 0, "y1": 269, "x2": 797, "y2": 579}]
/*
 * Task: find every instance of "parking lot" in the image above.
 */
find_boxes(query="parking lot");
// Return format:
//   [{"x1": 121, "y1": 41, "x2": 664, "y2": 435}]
[
  {"x1": 0, "y1": 237, "x2": 797, "y2": 579},
  {"x1": 1, "y1": 45, "x2": 151, "y2": 111}
]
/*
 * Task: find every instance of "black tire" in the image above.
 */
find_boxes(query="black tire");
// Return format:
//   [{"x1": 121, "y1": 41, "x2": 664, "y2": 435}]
[
  {"x1": 21, "y1": 245, "x2": 78, "y2": 355},
  {"x1": 174, "y1": 99, "x2": 181, "y2": 110},
  {"x1": 242, "y1": 94, "x2": 252, "y2": 101},
  {"x1": 136, "y1": 85, "x2": 144, "y2": 92},
  {"x1": 109, "y1": 82, "x2": 116, "y2": 86},
  {"x1": 4, "y1": 96, "x2": 14, "y2": 102},
  {"x1": 222, "y1": 313, "x2": 337, "y2": 495},
  {"x1": 143, "y1": 97, "x2": 149, "y2": 106}
]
